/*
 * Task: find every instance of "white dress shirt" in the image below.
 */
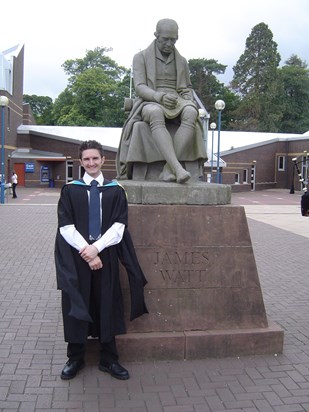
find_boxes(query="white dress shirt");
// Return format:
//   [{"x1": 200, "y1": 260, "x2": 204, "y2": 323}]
[{"x1": 60, "y1": 172, "x2": 125, "y2": 253}]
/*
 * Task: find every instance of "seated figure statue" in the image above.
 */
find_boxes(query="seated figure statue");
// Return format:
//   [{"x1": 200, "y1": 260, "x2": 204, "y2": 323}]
[{"x1": 116, "y1": 18, "x2": 207, "y2": 184}]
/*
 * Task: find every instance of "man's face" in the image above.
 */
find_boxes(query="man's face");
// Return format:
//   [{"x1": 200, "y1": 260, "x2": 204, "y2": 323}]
[
  {"x1": 155, "y1": 26, "x2": 178, "y2": 56},
  {"x1": 80, "y1": 148, "x2": 105, "y2": 178}
]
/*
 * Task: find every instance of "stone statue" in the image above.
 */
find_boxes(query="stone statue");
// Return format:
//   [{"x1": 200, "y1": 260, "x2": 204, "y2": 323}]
[{"x1": 116, "y1": 18, "x2": 207, "y2": 183}]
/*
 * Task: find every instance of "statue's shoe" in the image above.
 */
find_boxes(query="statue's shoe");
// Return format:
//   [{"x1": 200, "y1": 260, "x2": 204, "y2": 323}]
[{"x1": 176, "y1": 169, "x2": 191, "y2": 184}]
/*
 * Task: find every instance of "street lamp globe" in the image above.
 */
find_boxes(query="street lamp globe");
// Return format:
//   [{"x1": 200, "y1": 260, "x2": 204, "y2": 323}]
[
  {"x1": 214, "y1": 100, "x2": 225, "y2": 183},
  {"x1": 215, "y1": 100, "x2": 225, "y2": 111},
  {"x1": 0, "y1": 96, "x2": 9, "y2": 107},
  {"x1": 209, "y1": 122, "x2": 217, "y2": 183},
  {"x1": 198, "y1": 108, "x2": 207, "y2": 118}
]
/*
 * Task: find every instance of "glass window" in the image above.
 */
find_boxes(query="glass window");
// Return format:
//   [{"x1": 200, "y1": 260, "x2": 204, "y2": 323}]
[
  {"x1": 278, "y1": 156, "x2": 285, "y2": 171},
  {"x1": 243, "y1": 169, "x2": 248, "y2": 183},
  {"x1": 67, "y1": 161, "x2": 73, "y2": 182}
]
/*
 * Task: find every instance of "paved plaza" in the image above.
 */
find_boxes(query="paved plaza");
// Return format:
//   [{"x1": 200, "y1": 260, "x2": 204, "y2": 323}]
[{"x1": 0, "y1": 187, "x2": 309, "y2": 411}]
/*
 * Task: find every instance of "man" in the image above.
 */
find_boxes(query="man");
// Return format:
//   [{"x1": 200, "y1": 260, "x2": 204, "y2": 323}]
[
  {"x1": 116, "y1": 18, "x2": 206, "y2": 183},
  {"x1": 55, "y1": 140, "x2": 147, "y2": 380}
]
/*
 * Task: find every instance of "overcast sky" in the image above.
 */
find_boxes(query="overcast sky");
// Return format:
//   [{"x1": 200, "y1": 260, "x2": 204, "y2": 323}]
[{"x1": 2, "y1": 0, "x2": 309, "y2": 100}]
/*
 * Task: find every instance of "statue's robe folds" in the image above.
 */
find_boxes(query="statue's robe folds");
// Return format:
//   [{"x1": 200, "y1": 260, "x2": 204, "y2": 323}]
[{"x1": 116, "y1": 40, "x2": 207, "y2": 180}]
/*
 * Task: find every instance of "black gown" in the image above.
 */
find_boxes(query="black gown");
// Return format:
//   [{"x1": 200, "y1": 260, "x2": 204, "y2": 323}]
[{"x1": 54, "y1": 179, "x2": 148, "y2": 343}]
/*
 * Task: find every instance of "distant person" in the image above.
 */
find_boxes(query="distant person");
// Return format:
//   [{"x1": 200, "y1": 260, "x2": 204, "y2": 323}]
[
  {"x1": 55, "y1": 140, "x2": 148, "y2": 381},
  {"x1": 11, "y1": 171, "x2": 18, "y2": 198},
  {"x1": 116, "y1": 18, "x2": 206, "y2": 183},
  {"x1": 301, "y1": 189, "x2": 309, "y2": 216}
]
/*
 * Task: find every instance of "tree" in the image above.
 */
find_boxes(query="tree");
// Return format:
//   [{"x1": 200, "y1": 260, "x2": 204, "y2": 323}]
[
  {"x1": 218, "y1": 88, "x2": 241, "y2": 130},
  {"x1": 189, "y1": 58, "x2": 226, "y2": 118},
  {"x1": 230, "y1": 23, "x2": 282, "y2": 131},
  {"x1": 52, "y1": 47, "x2": 130, "y2": 126},
  {"x1": 189, "y1": 58, "x2": 226, "y2": 97},
  {"x1": 62, "y1": 47, "x2": 126, "y2": 81},
  {"x1": 51, "y1": 89, "x2": 75, "y2": 125},
  {"x1": 23, "y1": 94, "x2": 54, "y2": 125},
  {"x1": 278, "y1": 55, "x2": 309, "y2": 133},
  {"x1": 189, "y1": 58, "x2": 240, "y2": 129}
]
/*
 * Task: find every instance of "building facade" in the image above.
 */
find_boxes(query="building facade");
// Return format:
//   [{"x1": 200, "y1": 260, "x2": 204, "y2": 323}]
[{"x1": 218, "y1": 138, "x2": 309, "y2": 192}]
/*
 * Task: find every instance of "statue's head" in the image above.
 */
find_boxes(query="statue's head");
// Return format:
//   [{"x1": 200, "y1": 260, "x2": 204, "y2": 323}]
[{"x1": 154, "y1": 19, "x2": 179, "y2": 56}]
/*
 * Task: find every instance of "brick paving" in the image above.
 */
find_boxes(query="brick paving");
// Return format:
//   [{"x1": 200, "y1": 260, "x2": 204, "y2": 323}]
[{"x1": 0, "y1": 187, "x2": 309, "y2": 411}]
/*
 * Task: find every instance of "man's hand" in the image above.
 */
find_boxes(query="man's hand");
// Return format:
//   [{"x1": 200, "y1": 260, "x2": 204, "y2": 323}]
[
  {"x1": 162, "y1": 94, "x2": 178, "y2": 110},
  {"x1": 88, "y1": 256, "x2": 103, "y2": 270},
  {"x1": 79, "y1": 244, "x2": 99, "y2": 263}
]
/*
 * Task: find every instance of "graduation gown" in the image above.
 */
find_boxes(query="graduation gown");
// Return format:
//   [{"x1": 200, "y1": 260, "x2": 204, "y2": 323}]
[{"x1": 55, "y1": 179, "x2": 148, "y2": 343}]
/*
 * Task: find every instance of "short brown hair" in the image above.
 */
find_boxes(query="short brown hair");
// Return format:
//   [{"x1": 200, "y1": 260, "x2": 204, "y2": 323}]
[{"x1": 79, "y1": 140, "x2": 104, "y2": 159}]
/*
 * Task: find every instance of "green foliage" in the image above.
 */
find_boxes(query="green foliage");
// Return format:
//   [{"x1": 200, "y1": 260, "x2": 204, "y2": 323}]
[
  {"x1": 189, "y1": 58, "x2": 240, "y2": 130},
  {"x1": 23, "y1": 94, "x2": 54, "y2": 125},
  {"x1": 278, "y1": 55, "x2": 309, "y2": 133},
  {"x1": 231, "y1": 23, "x2": 280, "y2": 96},
  {"x1": 52, "y1": 48, "x2": 130, "y2": 126},
  {"x1": 230, "y1": 23, "x2": 283, "y2": 131},
  {"x1": 51, "y1": 89, "x2": 75, "y2": 124},
  {"x1": 62, "y1": 47, "x2": 127, "y2": 83},
  {"x1": 189, "y1": 58, "x2": 226, "y2": 118},
  {"x1": 218, "y1": 89, "x2": 241, "y2": 130}
]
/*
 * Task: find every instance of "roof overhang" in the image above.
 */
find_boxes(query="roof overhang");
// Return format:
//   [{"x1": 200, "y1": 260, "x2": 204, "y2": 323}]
[
  {"x1": 11, "y1": 148, "x2": 67, "y2": 161},
  {"x1": 17, "y1": 125, "x2": 121, "y2": 152}
]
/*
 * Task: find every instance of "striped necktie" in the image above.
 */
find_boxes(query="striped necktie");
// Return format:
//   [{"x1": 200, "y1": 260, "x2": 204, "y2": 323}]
[{"x1": 89, "y1": 180, "x2": 101, "y2": 240}]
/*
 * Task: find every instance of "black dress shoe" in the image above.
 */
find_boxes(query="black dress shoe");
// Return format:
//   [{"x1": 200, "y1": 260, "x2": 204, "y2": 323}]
[
  {"x1": 61, "y1": 360, "x2": 85, "y2": 380},
  {"x1": 99, "y1": 362, "x2": 130, "y2": 380}
]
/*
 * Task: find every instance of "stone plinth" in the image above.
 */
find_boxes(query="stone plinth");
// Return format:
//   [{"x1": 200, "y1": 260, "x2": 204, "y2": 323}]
[
  {"x1": 120, "y1": 180, "x2": 232, "y2": 205},
  {"x1": 117, "y1": 181, "x2": 284, "y2": 360}
]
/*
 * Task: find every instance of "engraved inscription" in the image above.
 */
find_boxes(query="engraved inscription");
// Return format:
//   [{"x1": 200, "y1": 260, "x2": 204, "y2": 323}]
[
  {"x1": 159, "y1": 269, "x2": 208, "y2": 283},
  {"x1": 153, "y1": 249, "x2": 211, "y2": 287},
  {"x1": 150, "y1": 248, "x2": 245, "y2": 288},
  {"x1": 153, "y1": 251, "x2": 209, "y2": 265}
]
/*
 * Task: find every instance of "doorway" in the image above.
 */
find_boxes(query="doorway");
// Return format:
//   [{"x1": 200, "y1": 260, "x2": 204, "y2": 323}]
[{"x1": 13, "y1": 163, "x2": 25, "y2": 187}]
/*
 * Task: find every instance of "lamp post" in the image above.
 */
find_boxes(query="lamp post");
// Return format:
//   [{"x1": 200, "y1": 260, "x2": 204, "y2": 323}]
[
  {"x1": 210, "y1": 122, "x2": 216, "y2": 182},
  {"x1": 214, "y1": 100, "x2": 225, "y2": 183},
  {"x1": 290, "y1": 157, "x2": 297, "y2": 194},
  {"x1": 0, "y1": 96, "x2": 9, "y2": 204},
  {"x1": 304, "y1": 150, "x2": 308, "y2": 187},
  {"x1": 198, "y1": 108, "x2": 208, "y2": 181},
  {"x1": 251, "y1": 160, "x2": 257, "y2": 191},
  {"x1": 291, "y1": 155, "x2": 308, "y2": 192}
]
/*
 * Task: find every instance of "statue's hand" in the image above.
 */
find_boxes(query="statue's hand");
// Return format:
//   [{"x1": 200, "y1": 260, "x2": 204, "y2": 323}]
[{"x1": 162, "y1": 94, "x2": 178, "y2": 110}]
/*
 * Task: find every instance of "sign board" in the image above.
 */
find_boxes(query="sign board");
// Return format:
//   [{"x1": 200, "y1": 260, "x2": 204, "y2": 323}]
[
  {"x1": 25, "y1": 163, "x2": 35, "y2": 173},
  {"x1": 40, "y1": 166, "x2": 50, "y2": 182}
]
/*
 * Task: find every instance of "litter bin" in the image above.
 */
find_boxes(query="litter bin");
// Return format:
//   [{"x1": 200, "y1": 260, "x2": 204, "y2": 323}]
[{"x1": 49, "y1": 179, "x2": 55, "y2": 188}]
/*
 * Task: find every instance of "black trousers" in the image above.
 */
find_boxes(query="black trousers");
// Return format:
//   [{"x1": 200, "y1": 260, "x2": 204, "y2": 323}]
[
  {"x1": 67, "y1": 269, "x2": 119, "y2": 364},
  {"x1": 67, "y1": 338, "x2": 118, "y2": 364},
  {"x1": 12, "y1": 183, "x2": 17, "y2": 198}
]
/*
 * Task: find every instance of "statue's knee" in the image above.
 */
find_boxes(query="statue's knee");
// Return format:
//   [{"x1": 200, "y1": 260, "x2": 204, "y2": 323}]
[
  {"x1": 142, "y1": 105, "x2": 165, "y2": 122},
  {"x1": 181, "y1": 106, "x2": 198, "y2": 123},
  {"x1": 142, "y1": 106, "x2": 166, "y2": 131}
]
